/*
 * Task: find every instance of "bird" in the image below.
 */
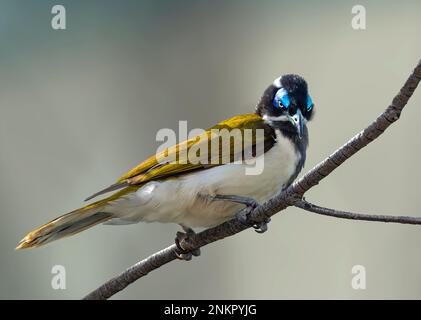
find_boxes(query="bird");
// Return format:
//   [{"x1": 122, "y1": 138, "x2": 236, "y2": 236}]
[{"x1": 16, "y1": 74, "x2": 314, "y2": 260}]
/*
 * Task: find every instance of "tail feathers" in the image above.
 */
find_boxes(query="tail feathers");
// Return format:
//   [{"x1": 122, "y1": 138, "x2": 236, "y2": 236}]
[{"x1": 16, "y1": 207, "x2": 113, "y2": 250}]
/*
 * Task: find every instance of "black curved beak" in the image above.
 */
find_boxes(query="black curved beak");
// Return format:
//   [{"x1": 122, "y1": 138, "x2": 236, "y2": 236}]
[{"x1": 287, "y1": 109, "x2": 305, "y2": 138}]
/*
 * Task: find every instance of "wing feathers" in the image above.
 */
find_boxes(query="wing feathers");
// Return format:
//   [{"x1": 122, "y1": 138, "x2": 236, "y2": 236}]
[
  {"x1": 85, "y1": 114, "x2": 275, "y2": 202},
  {"x1": 84, "y1": 181, "x2": 129, "y2": 201}
]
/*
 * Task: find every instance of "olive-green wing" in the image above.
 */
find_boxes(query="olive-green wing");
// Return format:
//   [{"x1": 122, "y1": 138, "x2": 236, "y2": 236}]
[{"x1": 85, "y1": 113, "x2": 275, "y2": 201}]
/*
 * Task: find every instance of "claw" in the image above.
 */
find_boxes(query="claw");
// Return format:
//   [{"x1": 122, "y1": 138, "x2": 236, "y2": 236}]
[
  {"x1": 175, "y1": 228, "x2": 201, "y2": 261},
  {"x1": 176, "y1": 251, "x2": 193, "y2": 261},
  {"x1": 209, "y1": 194, "x2": 271, "y2": 234},
  {"x1": 253, "y1": 217, "x2": 271, "y2": 233},
  {"x1": 233, "y1": 201, "x2": 271, "y2": 234}
]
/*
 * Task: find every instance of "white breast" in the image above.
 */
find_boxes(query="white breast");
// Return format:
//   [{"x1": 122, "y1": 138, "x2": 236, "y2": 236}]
[{"x1": 107, "y1": 131, "x2": 301, "y2": 228}]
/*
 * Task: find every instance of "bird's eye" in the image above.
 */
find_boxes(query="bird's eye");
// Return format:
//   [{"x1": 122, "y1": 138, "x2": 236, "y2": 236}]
[
  {"x1": 273, "y1": 88, "x2": 290, "y2": 110},
  {"x1": 307, "y1": 95, "x2": 313, "y2": 111}
]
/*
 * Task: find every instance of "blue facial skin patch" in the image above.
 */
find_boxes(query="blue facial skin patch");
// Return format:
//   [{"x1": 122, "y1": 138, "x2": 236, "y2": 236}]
[
  {"x1": 274, "y1": 88, "x2": 290, "y2": 109},
  {"x1": 307, "y1": 95, "x2": 313, "y2": 111}
]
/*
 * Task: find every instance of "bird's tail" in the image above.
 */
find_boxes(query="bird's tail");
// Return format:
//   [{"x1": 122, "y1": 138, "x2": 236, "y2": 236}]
[{"x1": 16, "y1": 201, "x2": 114, "y2": 250}]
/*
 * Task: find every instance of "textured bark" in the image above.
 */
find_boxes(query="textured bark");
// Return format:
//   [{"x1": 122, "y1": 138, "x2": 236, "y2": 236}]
[{"x1": 83, "y1": 60, "x2": 421, "y2": 300}]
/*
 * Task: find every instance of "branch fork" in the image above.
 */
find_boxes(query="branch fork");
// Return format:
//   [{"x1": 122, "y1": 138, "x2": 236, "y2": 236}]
[{"x1": 83, "y1": 60, "x2": 421, "y2": 300}]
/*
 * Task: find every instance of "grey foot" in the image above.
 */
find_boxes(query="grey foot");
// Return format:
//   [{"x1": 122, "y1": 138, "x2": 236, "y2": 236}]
[
  {"x1": 175, "y1": 226, "x2": 201, "y2": 261},
  {"x1": 211, "y1": 194, "x2": 270, "y2": 234},
  {"x1": 235, "y1": 206, "x2": 271, "y2": 233}
]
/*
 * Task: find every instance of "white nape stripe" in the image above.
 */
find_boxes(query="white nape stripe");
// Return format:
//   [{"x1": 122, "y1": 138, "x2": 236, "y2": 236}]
[
  {"x1": 262, "y1": 114, "x2": 289, "y2": 122},
  {"x1": 273, "y1": 76, "x2": 282, "y2": 88}
]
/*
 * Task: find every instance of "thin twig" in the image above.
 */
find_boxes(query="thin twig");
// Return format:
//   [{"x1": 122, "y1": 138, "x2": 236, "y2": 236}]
[
  {"x1": 295, "y1": 199, "x2": 421, "y2": 225},
  {"x1": 83, "y1": 60, "x2": 421, "y2": 300}
]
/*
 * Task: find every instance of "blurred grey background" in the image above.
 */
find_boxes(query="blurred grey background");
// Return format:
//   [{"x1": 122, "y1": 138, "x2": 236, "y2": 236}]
[{"x1": 1, "y1": 0, "x2": 420, "y2": 299}]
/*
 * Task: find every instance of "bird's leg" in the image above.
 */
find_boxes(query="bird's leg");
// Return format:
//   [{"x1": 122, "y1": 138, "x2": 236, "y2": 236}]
[
  {"x1": 175, "y1": 225, "x2": 201, "y2": 261},
  {"x1": 210, "y1": 194, "x2": 271, "y2": 233}
]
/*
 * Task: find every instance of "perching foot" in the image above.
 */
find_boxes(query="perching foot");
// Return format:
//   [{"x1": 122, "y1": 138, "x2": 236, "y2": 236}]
[
  {"x1": 211, "y1": 194, "x2": 270, "y2": 234},
  {"x1": 175, "y1": 226, "x2": 201, "y2": 261}
]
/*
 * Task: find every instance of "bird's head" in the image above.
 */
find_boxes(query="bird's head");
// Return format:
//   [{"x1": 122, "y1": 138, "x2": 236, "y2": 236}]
[{"x1": 256, "y1": 74, "x2": 314, "y2": 138}]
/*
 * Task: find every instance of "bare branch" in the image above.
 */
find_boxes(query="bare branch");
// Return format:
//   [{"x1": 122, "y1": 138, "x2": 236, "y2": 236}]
[
  {"x1": 295, "y1": 199, "x2": 421, "y2": 225},
  {"x1": 83, "y1": 60, "x2": 421, "y2": 300}
]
